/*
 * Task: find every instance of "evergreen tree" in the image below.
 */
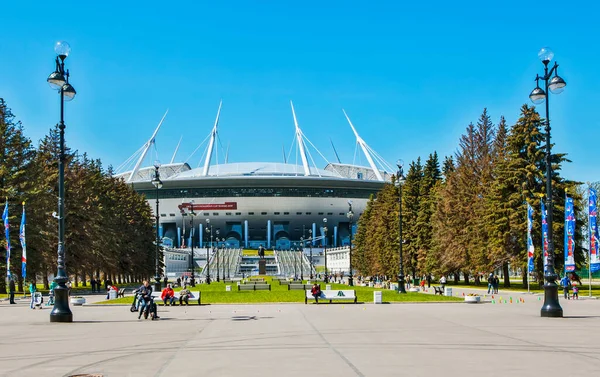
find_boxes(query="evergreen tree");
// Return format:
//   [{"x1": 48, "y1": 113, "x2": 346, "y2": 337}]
[
  {"x1": 401, "y1": 159, "x2": 423, "y2": 281},
  {"x1": 415, "y1": 152, "x2": 441, "y2": 276}
]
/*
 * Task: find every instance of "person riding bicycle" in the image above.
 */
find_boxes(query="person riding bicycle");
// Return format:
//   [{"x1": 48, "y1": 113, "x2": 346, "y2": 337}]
[{"x1": 137, "y1": 280, "x2": 159, "y2": 319}]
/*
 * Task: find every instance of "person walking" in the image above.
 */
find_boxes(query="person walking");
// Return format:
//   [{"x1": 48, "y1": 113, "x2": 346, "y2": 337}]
[
  {"x1": 29, "y1": 281, "x2": 37, "y2": 309},
  {"x1": 560, "y1": 274, "x2": 571, "y2": 300},
  {"x1": 487, "y1": 273, "x2": 494, "y2": 294},
  {"x1": 90, "y1": 277, "x2": 96, "y2": 293},
  {"x1": 9, "y1": 278, "x2": 16, "y2": 304}
]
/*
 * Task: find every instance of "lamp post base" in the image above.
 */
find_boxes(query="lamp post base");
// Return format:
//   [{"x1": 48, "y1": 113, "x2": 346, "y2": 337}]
[
  {"x1": 348, "y1": 276, "x2": 353, "y2": 286},
  {"x1": 50, "y1": 285, "x2": 73, "y2": 322},
  {"x1": 397, "y1": 276, "x2": 407, "y2": 294},
  {"x1": 154, "y1": 276, "x2": 161, "y2": 292},
  {"x1": 540, "y1": 280, "x2": 563, "y2": 317}
]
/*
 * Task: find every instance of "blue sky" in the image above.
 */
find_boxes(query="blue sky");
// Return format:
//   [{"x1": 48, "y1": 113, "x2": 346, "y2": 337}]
[{"x1": 1, "y1": 1, "x2": 597, "y2": 182}]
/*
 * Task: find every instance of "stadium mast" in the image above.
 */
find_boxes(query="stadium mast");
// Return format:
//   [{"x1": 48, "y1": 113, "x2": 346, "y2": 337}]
[
  {"x1": 170, "y1": 135, "x2": 183, "y2": 164},
  {"x1": 290, "y1": 101, "x2": 311, "y2": 176},
  {"x1": 202, "y1": 100, "x2": 222, "y2": 176},
  {"x1": 342, "y1": 109, "x2": 384, "y2": 182},
  {"x1": 127, "y1": 109, "x2": 168, "y2": 183}
]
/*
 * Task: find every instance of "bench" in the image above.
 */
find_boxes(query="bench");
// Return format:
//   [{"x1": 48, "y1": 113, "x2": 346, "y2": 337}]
[
  {"x1": 305, "y1": 289, "x2": 357, "y2": 304},
  {"x1": 117, "y1": 288, "x2": 126, "y2": 298},
  {"x1": 238, "y1": 284, "x2": 271, "y2": 291},
  {"x1": 223, "y1": 279, "x2": 237, "y2": 284},
  {"x1": 289, "y1": 284, "x2": 315, "y2": 291},
  {"x1": 242, "y1": 281, "x2": 268, "y2": 285},
  {"x1": 249, "y1": 278, "x2": 265, "y2": 282},
  {"x1": 151, "y1": 291, "x2": 202, "y2": 305},
  {"x1": 278, "y1": 280, "x2": 302, "y2": 285},
  {"x1": 433, "y1": 286, "x2": 444, "y2": 295}
]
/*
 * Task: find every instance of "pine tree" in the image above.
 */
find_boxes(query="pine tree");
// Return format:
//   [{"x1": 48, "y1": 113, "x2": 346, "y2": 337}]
[
  {"x1": 401, "y1": 159, "x2": 423, "y2": 281},
  {"x1": 415, "y1": 152, "x2": 441, "y2": 276}
]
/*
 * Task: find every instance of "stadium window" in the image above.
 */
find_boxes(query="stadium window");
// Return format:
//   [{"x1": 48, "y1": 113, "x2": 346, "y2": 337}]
[
  {"x1": 296, "y1": 212, "x2": 302, "y2": 215},
  {"x1": 284, "y1": 212, "x2": 289, "y2": 215},
  {"x1": 213, "y1": 213, "x2": 219, "y2": 216},
  {"x1": 274, "y1": 212, "x2": 280, "y2": 215},
  {"x1": 169, "y1": 213, "x2": 176, "y2": 217},
  {"x1": 357, "y1": 172, "x2": 363, "y2": 179},
  {"x1": 235, "y1": 212, "x2": 241, "y2": 215},
  {"x1": 339, "y1": 212, "x2": 345, "y2": 215},
  {"x1": 306, "y1": 212, "x2": 312, "y2": 215},
  {"x1": 261, "y1": 212, "x2": 267, "y2": 215},
  {"x1": 226, "y1": 212, "x2": 232, "y2": 216},
  {"x1": 327, "y1": 212, "x2": 333, "y2": 215},
  {"x1": 318, "y1": 212, "x2": 324, "y2": 215},
  {"x1": 249, "y1": 212, "x2": 255, "y2": 215},
  {"x1": 203, "y1": 213, "x2": 209, "y2": 216},
  {"x1": 160, "y1": 214, "x2": 167, "y2": 217}
]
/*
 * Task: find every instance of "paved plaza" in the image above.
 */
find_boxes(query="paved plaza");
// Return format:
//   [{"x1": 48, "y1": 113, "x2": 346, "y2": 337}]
[{"x1": 1, "y1": 293, "x2": 599, "y2": 377}]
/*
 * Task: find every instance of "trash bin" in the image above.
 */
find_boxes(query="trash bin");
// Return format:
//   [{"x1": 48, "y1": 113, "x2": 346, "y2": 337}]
[
  {"x1": 374, "y1": 291, "x2": 382, "y2": 304},
  {"x1": 108, "y1": 290, "x2": 117, "y2": 300},
  {"x1": 226, "y1": 285, "x2": 231, "y2": 292},
  {"x1": 326, "y1": 285, "x2": 332, "y2": 290},
  {"x1": 413, "y1": 278, "x2": 420, "y2": 286},
  {"x1": 444, "y1": 287, "x2": 453, "y2": 297}
]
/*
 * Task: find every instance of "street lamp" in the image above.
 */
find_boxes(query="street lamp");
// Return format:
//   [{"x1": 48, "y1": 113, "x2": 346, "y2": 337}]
[
  {"x1": 347, "y1": 201, "x2": 354, "y2": 286},
  {"x1": 205, "y1": 219, "x2": 212, "y2": 284},
  {"x1": 300, "y1": 238, "x2": 305, "y2": 281},
  {"x1": 308, "y1": 229, "x2": 313, "y2": 279},
  {"x1": 529, "y1": 47, "x2": 566, "y2": 318},
  {"x1": 396, "y1": 161, "x2": 407, "y2": 294},
  {"x1": 323, "y1": 218, "x2": 328, "y2": 283},
  {"x1": 151, "y1": 162, "x2": 163, "y2": 291},
  {"x1": 218, "y1": 229, "x2": 220, "y2": 283},
  {"x1": 48, "y1": 41, "x2": 76, "y2": 323},
  {"x1": 182, "y1": 201, "x2": 196, "y2": 287}
]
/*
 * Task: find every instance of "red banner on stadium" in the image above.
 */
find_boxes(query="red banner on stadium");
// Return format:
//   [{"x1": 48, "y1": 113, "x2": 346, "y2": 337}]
[{"x1": 179, "y1": 202, "x2": 237, "y2": 211}]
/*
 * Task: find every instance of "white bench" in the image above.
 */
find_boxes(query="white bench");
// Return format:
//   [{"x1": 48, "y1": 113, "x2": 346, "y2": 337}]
[
  {"x1": 151, "y1": 291, "x2": 201, "y2": 305},
  {"x1": 305, "y1": 289, "x2": 357, "y2": 304}
]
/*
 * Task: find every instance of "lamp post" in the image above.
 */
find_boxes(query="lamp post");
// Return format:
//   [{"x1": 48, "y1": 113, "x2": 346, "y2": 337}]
[
  {"x1": 182, "y1": 201, "x2": 196, "y2": 287},
  {"x1": 151, "y1": 162, "x2": 163, "y2": 291},
  {"x1": 205, "y1": 219, "x2": 211, "y2": 284},
  {"x1": 300, "y1": 237, "x2": 305, "y2": 281},
  {"x1": 396, "y1": 161, "x2": 407, "y2": 294},
  {"x1": 216, "y1": 231, "x2": 220, "y2": 282},
  {"x1": 323, "y1": 218, "x2": 328, "y2": 283},
  {"x1": 308, "y1": 230, "x2": 313, "y2": 279},
  {"x1": 48, "y1": 41, "x2": 76, "y2": 322},
  {"x1": 347, "y1": 201, "x2": 354, "y2": 286},
  {"x1": 529, "y1": 47, "x2": 567, "y2": 318}
]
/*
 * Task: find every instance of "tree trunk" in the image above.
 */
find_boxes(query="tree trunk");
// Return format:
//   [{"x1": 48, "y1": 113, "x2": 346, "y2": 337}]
[
  {"x1": 474, "y1": 274, "x2": 480, "y2": 286},
  {"x1": 43, "y1": 270, "x2": 50, "y2": 290},
  {"x1": 463, "y1": 271, "x2": 470, "y2": 285},
  {"x1": 503, "y1": 262, "x2": 511, "y2": 287},
  {"x1": 522, "y1": 270, "x2": 528, "y2": 286}
]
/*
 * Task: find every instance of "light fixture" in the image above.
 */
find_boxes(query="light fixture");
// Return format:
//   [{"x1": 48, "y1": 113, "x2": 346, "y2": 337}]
[{"x1": 549, "y1": 75, "x2": 566, "y2": 94}]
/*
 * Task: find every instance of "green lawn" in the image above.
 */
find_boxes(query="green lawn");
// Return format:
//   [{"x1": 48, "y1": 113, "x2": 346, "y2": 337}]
[{"x1": 96, "y1": 280, "x2": 462, "y2": 305}]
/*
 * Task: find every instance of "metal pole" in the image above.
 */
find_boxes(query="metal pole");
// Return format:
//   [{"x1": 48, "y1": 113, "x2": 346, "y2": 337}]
[
  {"x1": 154, "y1": 182, "x2": 161, "y2": 291},
  {"x1": 50, "y1": 70, "x2": 73, "y2": 322},
  {"x1": 589, "y1": 186, "x2": 593, "y2": 298},
  {"x1": 190, "y1": 212, "x2": 195, "y2": 287},
  {"x1": 540, "y1": 60, "x2": 562, "y2": 317},
  {"x1": 398, "y1": 175, "x2": 406, "y2": 294},
  {"x1": 324, "y1": 229, "x2": 328, "y2": 283},
  {"x1": 310, "y1": 241, "x2": 313, "y2": 279},
  {"x1": 348, "y1": 204, "x2": 354, "y2": 286}
]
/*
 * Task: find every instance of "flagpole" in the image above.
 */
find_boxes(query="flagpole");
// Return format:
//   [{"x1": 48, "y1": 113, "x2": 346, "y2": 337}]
[{"x1": 589, "y1": 185, "x2": 592, "y2": 298}]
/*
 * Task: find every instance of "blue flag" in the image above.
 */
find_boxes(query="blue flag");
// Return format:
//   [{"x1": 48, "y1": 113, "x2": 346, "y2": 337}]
[
  {"x1": 564, "y1": 196, "x2": 576, "y2": 272},
  {"x1": 590, "y1": 189, "x2": 600, "y2": 272},
  {"x1": 541, "y1": 201, "x2": 549, "y2": 273},
  {"x1": 2, "y1": 201, "x2": 10, "y2": 279},
  {"x1": 19, "y1": 202, "x2": 26, "y2": 280},
  {"x1": 527, "y1": 203, "x2": 534, "y2": 273}
]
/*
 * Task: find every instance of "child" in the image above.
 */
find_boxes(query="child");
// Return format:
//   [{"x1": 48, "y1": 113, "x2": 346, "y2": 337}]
[{"x1": 572, "y1": 285, "x2": 579, "y2": 300}]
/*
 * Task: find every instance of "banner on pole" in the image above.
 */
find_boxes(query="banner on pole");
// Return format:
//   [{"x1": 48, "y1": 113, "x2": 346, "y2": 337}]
[
  {"x1": 590, "y1": 188, "x2": 600, "y2": 272},
  {"x1": 527, "y1": 203, "x2": 534, "y2": 273},
  {"x1": 542, "y1": 201, "x2": 549, "y2": 273},
  {"x1": 20, "y1": 202, "x2": 26, "y2": 280},
  {"x1": 564, "y1": 196, "x2": 576, "y2": 272},
  {"x1": 2, "y1": 201, "x2": 10, "y2": 279}
]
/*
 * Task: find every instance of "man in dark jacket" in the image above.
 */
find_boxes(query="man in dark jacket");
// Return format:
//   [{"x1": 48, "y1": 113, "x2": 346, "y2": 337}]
[
  {"x1": 9, "y1": 278, "x2": 16, "y2": 304},
  {"x1": 138, "y1": 281, "x2": 159, "y2": 319}
]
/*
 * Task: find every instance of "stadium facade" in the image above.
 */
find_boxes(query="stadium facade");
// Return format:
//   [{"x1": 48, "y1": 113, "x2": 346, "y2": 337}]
[{"x1": 116, "y1": 102, "x2": 393, "y2": 250}]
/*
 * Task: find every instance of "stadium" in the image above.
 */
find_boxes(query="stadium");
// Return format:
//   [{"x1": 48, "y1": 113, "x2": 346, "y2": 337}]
[{"x1": 116, "y1": 102, "x2": 393, "y2": 253}]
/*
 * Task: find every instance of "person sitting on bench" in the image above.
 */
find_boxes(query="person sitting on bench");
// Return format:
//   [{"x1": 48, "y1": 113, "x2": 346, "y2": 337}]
[
  {"x1": 311, "y1": 283, "x2": 321, "y2": 304},
  {"x1": 161, "y1": 284, "x2": 176, "y2": 306},
  {"x1": 179, "y1": 286, "x2": 191, "y2": 306}
]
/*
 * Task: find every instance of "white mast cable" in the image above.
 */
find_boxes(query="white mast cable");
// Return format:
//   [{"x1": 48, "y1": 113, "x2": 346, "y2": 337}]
[
  {"x1": 115, "y1": 144, "x2": 145, "y2": 174},
  {"x1": 170, "y1": 135, "x2": 183, "y2": 164},
  {"x1": 127, "y1": 109, "x2": 169, "y2": 183},
  {"x1": 225, "y1": 141, "x2": 230, "y2": 164},
  {"x1": 202, "y1": 100, "x2": 222, "y2": 176},
  {"x1": 290, "y1": 101, "x2": 311, "y2": 176},
  {"x1": 342, "y1": 109, "x2": 384, "y2": 181},
  {"x1": 301, "y1": 134, "x2": 343, "y2": 178}
]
